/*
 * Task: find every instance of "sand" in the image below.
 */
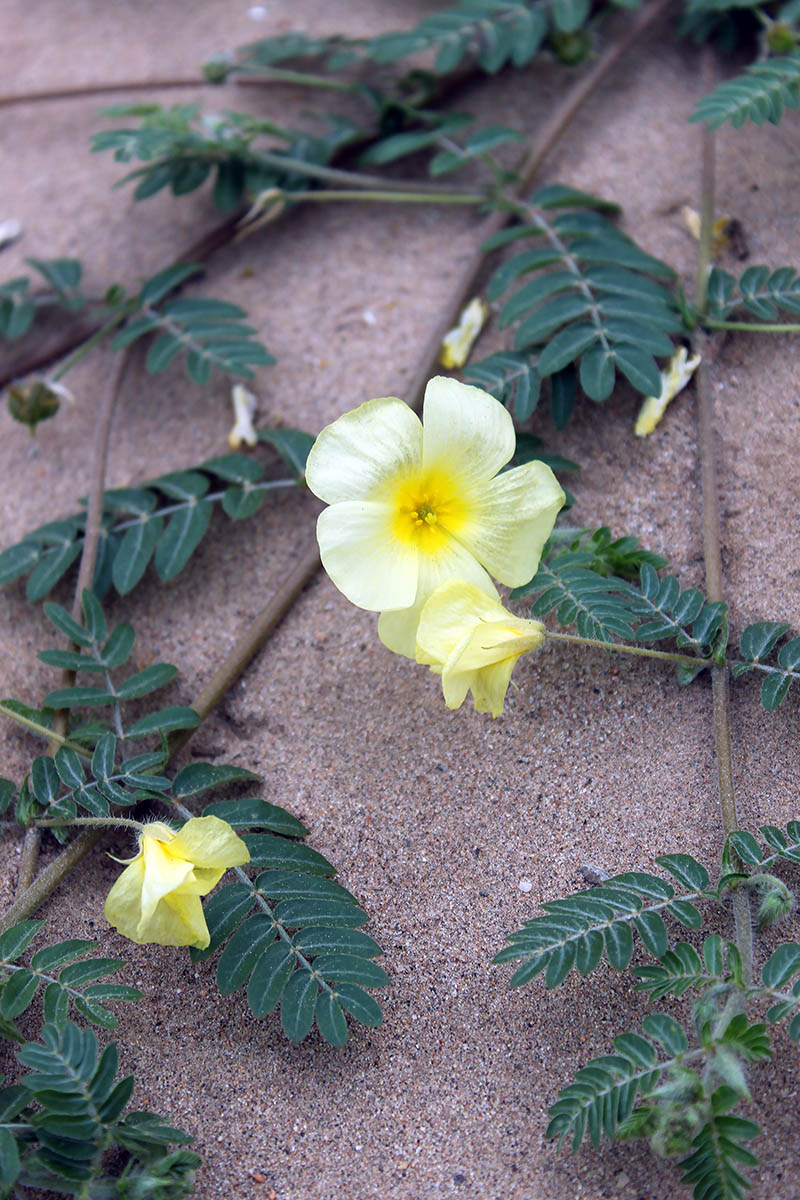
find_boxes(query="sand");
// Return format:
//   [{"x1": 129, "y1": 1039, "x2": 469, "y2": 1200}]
[{"x1": 2, "y1": 3, "x2": 800, "y2": 1197}]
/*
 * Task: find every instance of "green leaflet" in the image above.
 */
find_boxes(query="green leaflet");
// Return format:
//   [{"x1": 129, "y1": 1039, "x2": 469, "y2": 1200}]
[
  {"x1": 731, "y1": 619, "x2": 800, "y2": 710},
  {"x1": 494, "y1": 865, "x2": 708, "y2": 990},
  {"x1": 483, "y1": 188, "x2": 680, "y2": 418},
  {"x1": 692, "y1": 53, "x2": 800, "y2": 129},
  {"x1": 191, "y1": 800, "x2": 386, "y2": 1045},
  {"x1": 6, "y1": 1021, "x2": 200, "y2": 1192},
  {"x1": 0, "y1": 448, "x2": 306, "y2": 602},
  {"x1": 513, "y1": 540, "x2": 722, "y2": 671},
  {"x1": 0, "y1": 258, "x2": 86, "y2": 342},
  {"x1": 0, "y1": 924, "x2": 139, "y2": 1034},
  {"x1": 93, "y1": 102, "x2": 363, "y2": 212},
  {"x1": 706, "y1": 263, "x2": 800, "y2": 322}
]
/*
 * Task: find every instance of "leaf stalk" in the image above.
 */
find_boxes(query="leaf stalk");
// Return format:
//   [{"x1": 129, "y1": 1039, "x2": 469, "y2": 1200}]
[{"x1": 542, "y1": 629, "x2": 706, "y2": 669}]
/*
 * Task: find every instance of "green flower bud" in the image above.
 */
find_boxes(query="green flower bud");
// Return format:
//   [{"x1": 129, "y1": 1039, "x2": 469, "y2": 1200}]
[
  {"x1": 550, "y1": 31, "x2": 591, "y2": 66},
  {"x1": 7, "y1": 380, "x2": 61, "y2": 433},
  {"x1": 767, "y1": 23, "x2": 797, "y2": 54}
]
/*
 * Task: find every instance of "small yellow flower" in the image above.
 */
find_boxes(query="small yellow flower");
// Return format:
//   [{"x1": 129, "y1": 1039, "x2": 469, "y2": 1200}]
[
  {"x1": 634, "y1": 347, "x2": 701, "y2": 437},
  {"x1": 305, "y1": 376, "x2": 564, "y2": 657},
  {"x1": 438, "y1": 297, "x2": 488, "y2": 369},
  {"x1": 415, "y1": 580, "x2": 546, "y2": 717},
  {"x1": 104, "y1": 817, "x2": 250, "y2": 949}
]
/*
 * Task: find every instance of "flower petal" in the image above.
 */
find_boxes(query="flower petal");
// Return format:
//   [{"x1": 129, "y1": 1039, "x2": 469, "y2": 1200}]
[
  {"x1": 421, "y1": 376, "x2": 516, "y2": 486},
  {"x1": 378, "y1": 543, "x2": 497, "y2": 658},
  {"x1": 455, "y1": 460, "x2": 564, "y2": 586},
  {"x1": 317, "y1": 501, "x2": 419, "y2": 611},
  {"x1": 161, "y1": 893, "x2": 212, "y2": 948},
  {"x1": 104, "y1": 854, "x2": 147, "y2": 942},
  {"x1": 305, "y1": 397, "x2": 422, "y2": 503},
  {"x1": 140, "y1": 837, "x2": 195, "y2": 926},
  {"x1": 168, "y1": 816, "x2": 250, "y2": 870},
  {"x1": 140, "y1": 891, "x2": 210, "y2": 948},
  {"x1": 446, "y1": 658, "x2": 518, "y2": 717}
]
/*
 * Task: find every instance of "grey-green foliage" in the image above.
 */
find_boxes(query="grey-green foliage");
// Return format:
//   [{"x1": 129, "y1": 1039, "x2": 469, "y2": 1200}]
[
  {"x1": 227, "y1": 0, "x2": 624, "y2": 79},
  {"x1": 0, "y1": 921, "x2": 140, "y2": 1040},
  {"x1": 633, "y1": 934, "x2": 741, "y2": 999},
  {"x1": 706, "y1": 263, "x2": 800, "y2": 323},
  {"x1": 513, "y1": 534, "x2": 725, "y2": 660},
  {"x1": 494, "y1": 855, "x2": 711, "y2": 988},
  {"x1": 481, "y1": 185, "x2": 681, "y2": 418},
  {"x1": 360, "y1": 115, "x2": 523, "y2": 176},
  {"x1": 92, "y1": 103, "x2": 361, "y2": 212},
  {"x1": 191, "y1": 797, "x2": 387, "y2": 1045},
  {"x1": 110, "y1": 264, "x2": 275, "y2": 384},
  {"x1": 0, "y1": 1020, "x2": 200, "y2": 1197},
  {"x1": 0, "y1": 257, "x2": 85, "y2": 339},
  {"x1": 0, "y1": 259, "x2": 274, "y2": 386},
  {"x1": 692, "y1": 52, "x2": 800, "y2": 128},
  {"x1": 0, "y1": 437, "x2": 311, "y2": 603},
  {"x1": 498, "y1": 818, "x2": 800, "y2": 1198},
  {"x1": 462, "y1": 350, "x2": 542, "y2": 420},
  {"x1": 732, "y1": 620, "x2": 800, "y2": 710}
]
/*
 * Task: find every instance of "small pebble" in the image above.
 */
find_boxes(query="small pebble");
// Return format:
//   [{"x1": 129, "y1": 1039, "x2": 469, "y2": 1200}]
[
  {"x1": 518, "y1": 879, "x2": 532, "y2": 893},
  {"x1": 580, "y1": 863, "x2": 611, "y2": 885},
  {"x1": 0, "y1": 218, "x2": 22, "y2": 248},
  {"x1": 247, "y1": 5, "x2": 267, "y2": 18}
]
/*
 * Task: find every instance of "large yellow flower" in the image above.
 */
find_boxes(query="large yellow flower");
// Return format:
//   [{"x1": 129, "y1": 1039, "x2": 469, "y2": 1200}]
[
  {"x1": 305, "y1": 376, "x2": 565, "y2": 656},
  {"x1": 415, "y1": 580, "x2": 546, "y2": 716},
  {"x1": 104, "y1": 816, "x2": 250, "y2": 949}
]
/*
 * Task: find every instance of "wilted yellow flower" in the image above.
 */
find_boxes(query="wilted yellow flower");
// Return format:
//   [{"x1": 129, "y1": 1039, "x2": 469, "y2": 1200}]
[
  {"x1": 104, "y1": 816, "x2": 250, "y2": 949},
  {"x1": 228, "y1": 383, "x2": 258, "y2": 448},
  {"x1": 304, "y1": 376, "x2": 564, "y2": 657},
  {"x1": 416, "y1": 580, "x2": 546, "y2": 716},
  {"x1": 634, "y1": 347, "x2": 701, "y2": 437},
  {"x1": 438, "y1": 297, "x2": 488, "y2": 369},
  {"x1": 680, "y1": 205, "x2": 740, "y2": 257}
]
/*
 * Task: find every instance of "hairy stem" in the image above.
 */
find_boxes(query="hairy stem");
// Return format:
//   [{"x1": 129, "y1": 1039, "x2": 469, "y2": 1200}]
[
  {"x1": 50, "y1": 313, "x2": 128, "y2": 382},
  {"x1": 33, "y1": 817, "x2": 145, "y2": 831},
  {"x1": 0, "y1": 76, "x2": 284, "y2": 108},
  {"x1": 704, "y1": 319, "x2": 800, "y2": 334},
  {"x1": 0, "y1": 704, "x2": 86, "y2": 753},
  {"x1": 693, "y1": 55, "x2": 752, "y2": 988},
  {"x1": 282, "y1": 187, "x2": 486, "y2": 206},
  {"x1": 542, "y1": 630, "x2": 706, "y2": 669},
  {"x1": 16, "y1": 352, "x2": 130, "y2": 898}
]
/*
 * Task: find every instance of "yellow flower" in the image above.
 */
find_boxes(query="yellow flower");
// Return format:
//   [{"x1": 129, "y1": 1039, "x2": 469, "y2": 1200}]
[
  {"x1": 415, "y1": 580, "x2": 546, "y2": 716},
  {"x1": 634, "y1": 346, "x2": 701, "y2": 437},
  {"x1": 104, "y1": 817, "x2": 250, "y2": 949},
  {"x1": 304, "y1": 376, "x2": 564, "y2": 656}
]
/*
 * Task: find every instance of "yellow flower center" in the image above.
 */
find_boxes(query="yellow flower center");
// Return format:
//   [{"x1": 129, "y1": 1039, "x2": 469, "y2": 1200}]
[{"x1": 390, "y1": 468, "x2": 468, "y2": 550}]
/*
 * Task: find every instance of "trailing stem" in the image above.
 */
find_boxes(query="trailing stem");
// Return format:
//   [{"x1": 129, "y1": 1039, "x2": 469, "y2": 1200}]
[
  {"x1": 693, "y1": 58, "x2": 753, "y2": 988},
  {"x1": 16, "y1": 350, "x2": 131, "y2": 896}
]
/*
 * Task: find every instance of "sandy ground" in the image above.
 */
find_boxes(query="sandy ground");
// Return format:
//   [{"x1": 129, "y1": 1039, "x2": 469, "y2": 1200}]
[{"x1": 2, "y1": 3, "x2": 800, "y2": 1198}]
